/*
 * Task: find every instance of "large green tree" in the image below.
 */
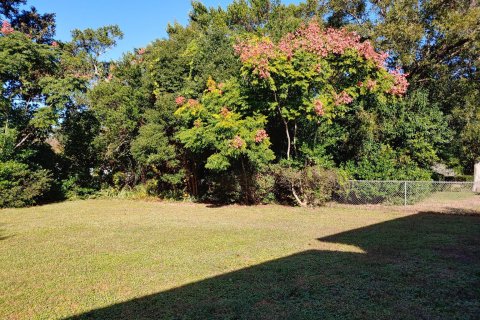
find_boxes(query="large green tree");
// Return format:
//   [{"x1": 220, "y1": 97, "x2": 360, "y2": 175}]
[
  {"x1": 235, "y1": 20, "x2": 408, "y2": 161},
  {"x1": 325, "y1": 0, "x2": 480, "y2": 172}
]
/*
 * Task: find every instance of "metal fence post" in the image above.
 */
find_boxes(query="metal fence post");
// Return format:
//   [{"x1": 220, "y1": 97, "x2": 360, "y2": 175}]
[{"x1": 404, "y1": 181, "x2": 407, "y2": 206}]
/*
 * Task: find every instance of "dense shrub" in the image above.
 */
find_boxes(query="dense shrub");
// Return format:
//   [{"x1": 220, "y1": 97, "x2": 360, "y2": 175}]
[
  {"x1": 0, "y1": 161, "x2": 52, "y2": 208},
  {"x1": 252, "y1": 173, "x2": 275, "y2": 204},
  {"x1": 61, "y1": 175, "x2": 98, "y2": 200},
  {"x1": 94, "y1": 184, "x2": 158, "y2": 200},
  {"x1": 271, "y1": 164, "x2": 339, "y2": 207},
  {"x1": 202, "y1": 172, "x2": 242, "y2": 204}
]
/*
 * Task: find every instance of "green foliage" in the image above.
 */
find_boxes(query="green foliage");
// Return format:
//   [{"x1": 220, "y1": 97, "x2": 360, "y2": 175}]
[
  {"x1": 176, "y1": 78, "x2": 275, "y2": 172},
  {"x1": 70, "y1": 25, "x2": 123, "y2": 78},
  {"x1": 61, "y1": 175, "x2": 97, "y2": 200},
  {"x1": 453, "y1": 89, "x2": 480, "y2": 172},
  {"x1": 87, "y1": 61, "x2": 147, "y2": 184},
  {"x1": 376, "y1": 90, "x2": 450, "y2": 169},
  {"x1": 325, "y1": 0, "x2": 480, "y2": 174},
  {"x1": 0, "y1": 31, "x2": 57, "y2": 101},
  {"x1": 235, "y1": 21, "x2": 406, "y2": 163},
  {"x1": 0, "y1": 125, "x2": 17, "y2": 161},
  {"x1": 89, "y1": 80, "x2": 140, "y2": 160},
  {"x1": 344, "y1": 144, "x2": 432, "y2": 181},
  {"x1": 309, "y1": 90, "x2": 449, "y2": 179},
  {"x1": 0, "y1": 160, "x2": 52, "y2": 208},
  {"x1": 131, "y1": 107, "x2": 185, "y2": 195}
]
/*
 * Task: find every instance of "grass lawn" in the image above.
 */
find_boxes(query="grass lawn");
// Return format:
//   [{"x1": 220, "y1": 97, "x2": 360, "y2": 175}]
[
  {"x1": 421, "y1": 191, "x2": 477, "y2": 202},
  {"x1": 1, "y1": 199, "x2": 479, "y2": 319}
]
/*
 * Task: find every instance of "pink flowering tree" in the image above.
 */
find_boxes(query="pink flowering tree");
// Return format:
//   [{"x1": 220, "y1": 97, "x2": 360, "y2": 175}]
[
  {"x1": 175, "y1": 78, "x2": 274, "y2": 172},
  {"x1": 1, "y1": 21, "x2": 14, "y2": 35},
  {"x1": 234, "y1": 20, "x2": 408, "y2": 160}
]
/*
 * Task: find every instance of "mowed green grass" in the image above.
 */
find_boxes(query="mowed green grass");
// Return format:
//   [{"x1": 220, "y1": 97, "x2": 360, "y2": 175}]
[{"x1": 1, "y1": 200, "x2": 479, "y2": 319}]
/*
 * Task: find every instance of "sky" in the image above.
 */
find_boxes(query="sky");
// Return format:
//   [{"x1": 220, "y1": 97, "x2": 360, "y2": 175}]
[{"x1": 28, "y1": 0, "x2": 301, "y2": 60}]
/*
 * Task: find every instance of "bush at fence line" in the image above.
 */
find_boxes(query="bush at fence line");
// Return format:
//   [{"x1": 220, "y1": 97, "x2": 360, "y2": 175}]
[
  {"x1": 271, "y1": 163, "x2": 339, "y2": 206},
  {"x1": 201, "y1": 170, "x2": 276, "y2": 205}
]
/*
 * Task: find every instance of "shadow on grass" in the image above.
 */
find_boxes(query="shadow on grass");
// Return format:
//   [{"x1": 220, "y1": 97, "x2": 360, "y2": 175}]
[
  {"x1": 0, "y1": 225, "x2": 12, "y2": 241},
  {"x1": 66, "y1": 210, "x2": 480, "y2": 320},
  {"x1": 0, "y1": 233, "x2": 10, "y2": 241}
]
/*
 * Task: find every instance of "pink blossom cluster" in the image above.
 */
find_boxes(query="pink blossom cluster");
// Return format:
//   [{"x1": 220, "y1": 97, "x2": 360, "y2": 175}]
[
  {"x1": 1, "y1": 21, "x2": 14, "y2": 35},
  {"x1": 388, "y1": 69, "x2": 409, "y2": 96},
  {"x1": 356, "y1": 41, "x2": 389, "y2": 69},
  {"x1": 234, "y1": 21, "x2": 393, "y2": 79},
  {"x1": 313, "y1": 99, "x2": 324, "y2": 116},
  {"x1": 254, "y1": 129, "x2": 268, "y2": 143},
  {"x1": 175, "y1": 96, "x2": 186, "y2": 105},
  {"x1": 138, "y1": 48, "x2": 146, "y2": 55},
  {"x1": 51, "y1": 41, "x2": 59, "y2": 47},
  {"x1": 220, "y1": 107, "x2": 230, "y2": 117},
  {"x1": 188, "y1": 99, "x2": 199, "y2": 107},
  {"x1": 278, "y1": 23, "x2": 356, "y2": 58},
  {"x1": 233, "y1": 38, "x2": 277, "y2": 79},
  {"x1": 175, "y1": 96, "x2": 200, "y2": 107},
  {"x1": 334, "y1": 91, "x2": 353, "y2": 106},
  {"x1": 231, "y1": 136, "x2": 245, "y2": 149},
  {"x1": 279, "y1": 22, "x2": 389, "y2": 69},
  {"x1": 234, "y1": 21, "x2": 409, "y2": 96}
]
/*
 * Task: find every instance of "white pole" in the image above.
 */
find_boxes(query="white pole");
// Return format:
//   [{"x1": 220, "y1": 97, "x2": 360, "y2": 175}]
[
  {"x1": 404, "y1": 181, "x2": 407, "y2": 206},
  {"x1": 474, "y1": 162, "x2": 480, "y2": 193}
]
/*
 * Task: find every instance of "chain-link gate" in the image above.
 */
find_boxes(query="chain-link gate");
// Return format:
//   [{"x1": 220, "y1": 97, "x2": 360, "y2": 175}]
[{"x1": 335, "y1": 180, "x2": 477, "y2": 207}]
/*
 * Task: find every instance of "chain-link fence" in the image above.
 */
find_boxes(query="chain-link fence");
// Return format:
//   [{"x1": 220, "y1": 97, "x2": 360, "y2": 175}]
[{"x1": 335, "y1": 180, "x2": 478, "y2": 207}]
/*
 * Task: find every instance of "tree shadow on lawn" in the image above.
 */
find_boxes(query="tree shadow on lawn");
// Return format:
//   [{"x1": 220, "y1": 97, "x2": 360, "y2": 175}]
[
  {"x1": 0, "y1": 225, "x2": 13, "y2": 241},
  {"x1": 66, "y1": 209, "x2": 480, "y2": 320},
  {"x1": 0, "y1": 233, "x2": 10, "y2": 241}
]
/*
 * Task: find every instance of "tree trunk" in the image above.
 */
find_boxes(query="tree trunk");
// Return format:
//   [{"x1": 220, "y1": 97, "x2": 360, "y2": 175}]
[
  {"x1": 474, "y1": 162, "x2": 480, "y2": 193},
  {"x1": 274, "y1": 93, "x2": 291, "y2": 160},
  {"x1": 277, "y1": 105, "x2": 291, "y2": 160},
  {"x1": 283, "y1": 119, "x2": 291, "y2": 160},
  {"x1": 293, "y1": 121, "x2": 297, "y2": 157}
]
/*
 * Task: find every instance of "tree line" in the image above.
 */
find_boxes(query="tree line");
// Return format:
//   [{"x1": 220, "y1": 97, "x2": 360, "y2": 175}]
[{"x1": 1, "y1": 0, "x2": 479, "y2": 207}]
